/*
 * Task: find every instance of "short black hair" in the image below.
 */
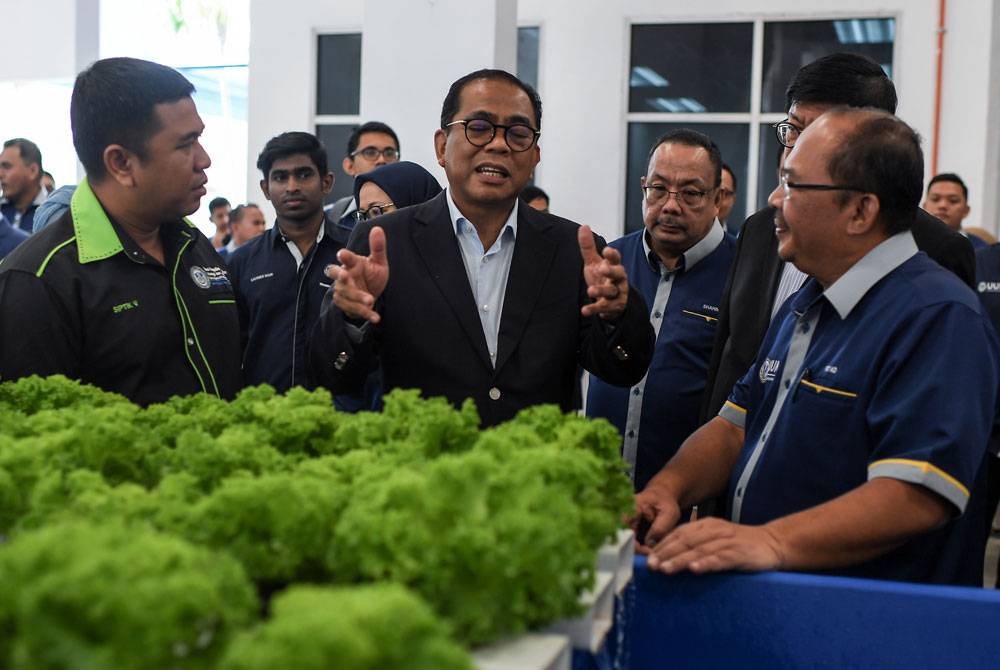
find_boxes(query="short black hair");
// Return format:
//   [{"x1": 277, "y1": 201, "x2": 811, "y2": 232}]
[
  {"x1": 230, "y1": 203, "x2": 261, "y2": 224},
  {"x1": 71, "y1": 57, "x2": 195, "y2": 181},
  {"x1": 721, "y1": 163, "x2": 738, "y2": 192},
  {"x1": 440, "y1": 69, "x2": 542, "y2": 130},
  {"x1": 927, "y1": 172, "x2": 968, "y2": 200},
  {"x1": 3, "y1": 138, "x2": 43, "y2": 173},
  {"x1": 785, "y1": 53, "x2": 897, "y2": 114},
  {"x1": 825, "y1": 108, "x2": 923, "y2": 236},
  {"x1": 646, "y1": 129, "x2": 723, "y2": 188},
  {"x1": 346, "y1": 121, "x2": 400, "y2": 157},
  {"x1": 256, "y1": 131, "x2": 329, "y2": 180},
  {"x1": 208, "y1": 196, "x2": 230, "y2": 213},
  {"x1": 520, "y1": 185, "x2": 549, "y2": 204}
]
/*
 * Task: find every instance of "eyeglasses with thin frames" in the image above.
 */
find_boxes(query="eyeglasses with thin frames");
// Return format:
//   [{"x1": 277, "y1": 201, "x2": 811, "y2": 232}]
[
  {"x1": 353, "y1": 202, "x2": 396, "y2": 222},
  {"x1": 779, "y1": 174, "x2": 868, "y2": 200},
  {"x1": 772, "y1": 120, "x2": 802, "y2": 149},
  {"x1": 350, "y1": 146, "x2": 399, "y2": 161},
  {"x1": 444, "y1": 119, "x2": 540, "y2": 152},
  {"x1": 642, "y1": 184, "x2": 713, "y2": 207}
]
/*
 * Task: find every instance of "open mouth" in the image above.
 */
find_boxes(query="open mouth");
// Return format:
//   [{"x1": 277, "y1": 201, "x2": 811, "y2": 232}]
[{"x1": 476, "y1": 164, "x2": 510, "y2": 179}]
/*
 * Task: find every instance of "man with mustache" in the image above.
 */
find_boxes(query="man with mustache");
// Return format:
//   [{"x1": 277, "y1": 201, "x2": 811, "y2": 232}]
[
  {"x1": 634, "y1": 108, "x2": 998, "y2": 586},
  {"x1": 0, "y1": 57, "x2": 241, "y2": 405},
  {"x1": 587, "y1": 129, "x2": 736, "y2": 491},
  {"x1": 312, "y1": 69, "x2": 654, "y2": 426}
]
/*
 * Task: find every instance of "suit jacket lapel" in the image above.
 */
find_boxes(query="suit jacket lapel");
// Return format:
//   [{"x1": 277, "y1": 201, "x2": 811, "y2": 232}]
[
  {"x1": 494, "y1": 207, "x2": 557, "y2": 372},
  {"x1": 411, "y1": 193, "x2": 494, "y2": 370}
]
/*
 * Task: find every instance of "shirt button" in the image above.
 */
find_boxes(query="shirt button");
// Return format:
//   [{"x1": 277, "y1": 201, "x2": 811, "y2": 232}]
[
  {"x1": 653, "y1": 311, "x2": 662, "y2": 319},
  {"x1": 186, "y1": 338, "x2": 195, "y2": 346},
  {"x1": 632, "y1": 387, "x2": 641, "y2": 396},
  {"x1": 482, "y1": 304, "x2": 490, "y2": 312},
  {"x1": 613, "y1": 345, "x2": 630, "y2": 361},
  {"x1": 784, "y1": 379, "x2": 790, "y2": 389},
  {"x1": 488, "y1": 387, "x2": 501, "y2": 401},
  {"x1": 627, "y1": 430, "x2": 635, "y2": 438},
  {"x1": 801, "y1": 322, "x2": 811, "y2": 333},
  {"x1": 481, "y1": 257, "x2": 489, "y2": 264}
]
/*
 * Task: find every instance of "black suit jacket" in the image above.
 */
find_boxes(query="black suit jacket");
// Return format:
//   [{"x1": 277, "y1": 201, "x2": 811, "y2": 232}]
[
  {"x1": 699, "y1": 206, "x2": 976, "y2": 422},
  {"x1": 310, "y1": 192, "x2": 655, "y2": 427}
]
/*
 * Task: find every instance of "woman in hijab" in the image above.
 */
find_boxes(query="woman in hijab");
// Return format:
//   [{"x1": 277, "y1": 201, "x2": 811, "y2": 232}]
[
  {"x1": 334, "y1": 161, "x2": 441, "y2": 414},
  {"x1": 351, "y1": 160, "x2": 442, "y2": 223}
]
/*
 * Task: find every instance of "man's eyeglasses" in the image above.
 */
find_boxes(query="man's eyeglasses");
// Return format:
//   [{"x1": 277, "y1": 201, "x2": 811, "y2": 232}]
[
  {"x1": 353, "y1": 202, "x2": 396, "y2": 222},
  {"x1": 444, "y1": 119, "x2": 540, "y2": 152},
  {"x1": 350, "y1": 146, "x2": 399, "y2": 161},
  {"x1": 772, "y1": 120, "x2": 802, "y2": 149},
  {"x1": 779, "y1": 174, "x2": 868, "y2": 200},
  {"x1": 642, "y1": 184, "x2": 713, "y2": 207}
]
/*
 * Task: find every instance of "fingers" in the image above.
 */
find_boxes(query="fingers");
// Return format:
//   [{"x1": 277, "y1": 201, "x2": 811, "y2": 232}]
[
  {"x1": 368, "y1": 226, "x2": 387, "y2": 267},
  {"x1": 645, "y1": 520, "x2": 782, "y2": 575},
  {"x1": 577, "y1": 224, "x2": 600, "y2": 264},
  {"x1": 332, "y1": 249, "x2": 379, "y2": 323}
]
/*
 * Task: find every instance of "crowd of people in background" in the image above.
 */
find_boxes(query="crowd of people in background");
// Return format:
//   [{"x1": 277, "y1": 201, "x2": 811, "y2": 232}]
[{"x1": 1, "y1": 52, "x2": 999, "y2": 591}]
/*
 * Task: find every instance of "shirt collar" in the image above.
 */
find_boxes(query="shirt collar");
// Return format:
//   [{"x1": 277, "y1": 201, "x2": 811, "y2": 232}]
[
  {"x1": 71, "y1": 177, "x2": 197, "y2": 264},
  {"x1": 446, "y1": 188, "x2": 518, "y2": 241},
  {"x1": 794, "y1": 231, "x2": 919, "y2": 320},
  {"x1": 642, "y1": 217, "x2": 725, "y2": 273}
]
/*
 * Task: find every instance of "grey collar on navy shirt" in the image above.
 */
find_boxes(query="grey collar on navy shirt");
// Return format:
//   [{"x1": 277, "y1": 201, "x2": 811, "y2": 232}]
[
  {"x1": 822, "y1": 231, "x2": 918, "y2": 320},
  {"x1": 642, "y1": 217, "x2": 725, "y2": 273}
]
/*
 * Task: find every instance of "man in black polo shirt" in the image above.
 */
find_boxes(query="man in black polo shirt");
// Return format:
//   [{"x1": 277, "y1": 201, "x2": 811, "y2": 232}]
[
  {"x1": 226, "y1": 132, "x2": 348, "y2": 392},
  {"x1": 0, "y1": 57, "x2": 241, "y2": 406}
]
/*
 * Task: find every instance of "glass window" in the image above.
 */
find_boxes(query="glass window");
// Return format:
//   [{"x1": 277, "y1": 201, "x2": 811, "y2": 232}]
[
  {"x1": 517, "y1": 26, "x2": 540, "y2": 92},
  {"x1": 316, "y1": 33, "x2": 362, "y2": 116},
  {"x1": 761, "y1": 19, "x2": 895, "y2": 113},
  {"x1": 756, "y1": 123, "x2": 784, "y2": 213},
  {"x1": 315, "y1": 124, "x2": 357, "y2": 205},
  {"x1": 625, "y1": 123, "x2": 749, "y2": 235},
  {"x1": 629, "y1": 23, "x2": 753, "y2": 114}
]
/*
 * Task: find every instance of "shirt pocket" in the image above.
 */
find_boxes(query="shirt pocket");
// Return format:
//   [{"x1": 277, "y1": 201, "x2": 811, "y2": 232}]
[
  {"x1": 795, "y1": 375, "x2": 859, "y2": 406},
  {"x1": 679, "y1": 308, "x2": 719, "y2": 325}
]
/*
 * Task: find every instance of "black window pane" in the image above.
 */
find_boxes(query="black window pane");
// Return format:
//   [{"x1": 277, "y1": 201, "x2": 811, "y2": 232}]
[
  {"x1": 625, "y1": 123, "x2": 749, "y2": 235},
  {"x1": 761, "y1": 19, "x2": 895, "y2": 113},
  {"x1": 316, "y1": 124, "x2": 356, "y2": 205},
  {"x1": 756, "y1": 124, "x2": 784, "y2": 216},
  {"x1": 629, "y1": 23, "x2": 753, "y2": 113},
  {"x1": 317, "y1": 33, "x2": 362, "y2": 115},
  {"x1": 517, "y1": 27, "x2": 540, "y2": 92}
]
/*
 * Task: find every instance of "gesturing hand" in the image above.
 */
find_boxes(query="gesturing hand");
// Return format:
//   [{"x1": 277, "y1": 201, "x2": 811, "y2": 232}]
[
  {"x1": 325, "y1": 226, "x2": 389, "y2": 324},
  {"x1": 578, "y1": 224, "x2": 629, "y2": 320}
]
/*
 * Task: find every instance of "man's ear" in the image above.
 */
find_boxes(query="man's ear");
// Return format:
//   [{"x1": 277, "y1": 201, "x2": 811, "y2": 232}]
[
  {"x1": 103, "y1": 144, "x2": 137, "y2": 188},
  {"x1": 341, "y1": 156, "x2": 355, "y2": 177},
  {"x1": 322, "y1": 172, "x2": 335, "y2": 195},
  {"x1": 434, "y1": 128, "x2": 447, "y2": 168},
  {"x1": 846, "y1": 192, "x2": 881, "y2": 236},
  {"x1": 259, "y1": 178, "x2": 271, "y2": 202}
]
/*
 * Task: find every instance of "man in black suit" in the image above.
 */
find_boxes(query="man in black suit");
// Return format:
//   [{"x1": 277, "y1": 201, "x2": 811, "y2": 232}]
[
  {"x1": 700, "y1": 53, "x2": 975, "y2": 424},
  {"x1": 311, "y1": 69, "x2": 654, "y2": 427}
]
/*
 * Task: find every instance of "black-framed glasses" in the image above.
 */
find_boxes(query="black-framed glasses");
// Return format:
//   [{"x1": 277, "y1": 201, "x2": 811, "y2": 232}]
[
  {"x1": 444, "y1": 119, "x2": 540, "y2": 152},
  {"x1": 353, "y1": 202, "x2": 396, "y2": 222},
  {"x1": 642, "y1": 184, "x2": 713, "y2": 207},
  {"x1": 779, "y1": 174, "x2": 868, "y2": 199},
  {"x1": 350, "y1": 146, "x2": 399, "y2": 161},
  {"x1": 772, "y1": 120, "x2": 802, "y2": 149}
]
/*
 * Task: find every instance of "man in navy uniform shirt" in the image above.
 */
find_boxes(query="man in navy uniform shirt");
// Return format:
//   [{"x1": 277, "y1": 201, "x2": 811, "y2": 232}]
[
  {"x1": 587, "y1": 129, "x2": 735, "y2": 491},
  {"x1": 633, "y1": 108, "x2": 999, "y2": 586}
]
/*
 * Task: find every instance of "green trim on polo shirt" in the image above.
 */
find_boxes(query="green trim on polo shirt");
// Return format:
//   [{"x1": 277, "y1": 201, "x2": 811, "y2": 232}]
[
  {"x1": 71, "y1": 177, "x2": 199, "y2": 264},
  {"x1": 72, "y1": 178, "x2": 124, "y2": 264}
]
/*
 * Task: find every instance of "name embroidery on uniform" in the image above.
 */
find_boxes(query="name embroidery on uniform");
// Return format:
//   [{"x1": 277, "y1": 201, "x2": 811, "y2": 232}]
[
  {"x1": 201, "y1": 266, "x2": 231, "y2": 287},
  {"x1": 250, "y1": 272, "x2": 274, "y2": 283},
  {"x1": 758, "y1": 358, "x2": 780, "y2": 384},
  {"x1": 701, "y1": 304, "x2": 719, "y2": 312},
  {"x1": 112, "y1": 299, "x2": 139, "y2": 314}
]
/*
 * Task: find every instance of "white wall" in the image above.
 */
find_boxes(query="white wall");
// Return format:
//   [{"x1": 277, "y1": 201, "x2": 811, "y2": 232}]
[{"x1": 248, "y1": 0, "x2": 999, "y2": 237}]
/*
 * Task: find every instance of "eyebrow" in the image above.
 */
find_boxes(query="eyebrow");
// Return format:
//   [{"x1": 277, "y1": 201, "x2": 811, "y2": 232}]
[{"x1": 465, "y1": 110, "x2": 535, "y2": 126}]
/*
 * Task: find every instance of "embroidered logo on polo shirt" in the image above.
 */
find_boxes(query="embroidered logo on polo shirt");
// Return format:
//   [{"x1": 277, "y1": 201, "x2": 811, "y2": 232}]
[
  {"x1": 758, "y1": 358, "x2": 780, "y2": 384},
  {"x1": 201, "y1": 266, "x2": 231, "y2": 287},
  {"x1": 978, "y1": 281, "x2": 1000, "y2": 293},
  {"x1": 190, "y1": 266, "x2": 211, "y2": 289}
]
